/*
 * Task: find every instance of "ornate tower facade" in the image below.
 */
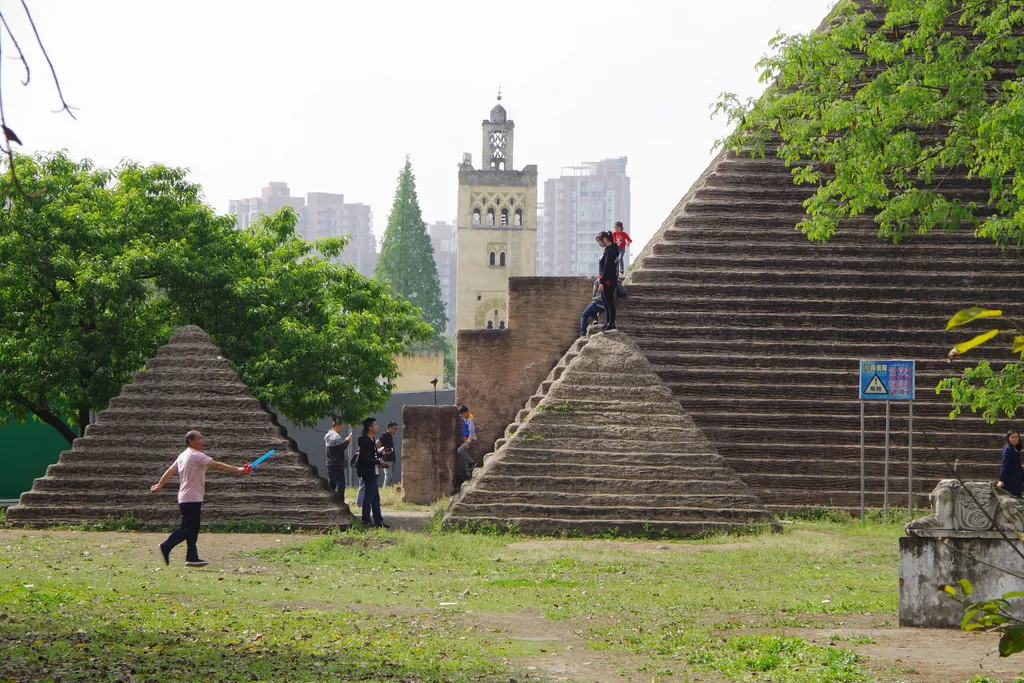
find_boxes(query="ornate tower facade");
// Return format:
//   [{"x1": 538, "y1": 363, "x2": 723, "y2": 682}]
[{"x1": 455, "y1": 96, "x2": 538, "y2": 331}]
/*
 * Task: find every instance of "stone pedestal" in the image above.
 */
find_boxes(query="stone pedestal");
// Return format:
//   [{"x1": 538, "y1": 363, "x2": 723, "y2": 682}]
[
  {"x1": 899, "y1": 536, "x2": 1024, "y2": 627},
  {"x1": 401, "y1": 405, "x2": 460, "y2": 504}
]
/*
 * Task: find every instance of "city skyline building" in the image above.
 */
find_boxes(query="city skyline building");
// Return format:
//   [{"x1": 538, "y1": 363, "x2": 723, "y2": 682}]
[
  {"x1": 228, "y1": 182, "x2": 377, "y2": 278},
  {"x1": 429, "y1": 220, "x2": 458, "y2": 335},
  {"x1": 536, "y1": 157, "x2": 631, "y2": 277}
]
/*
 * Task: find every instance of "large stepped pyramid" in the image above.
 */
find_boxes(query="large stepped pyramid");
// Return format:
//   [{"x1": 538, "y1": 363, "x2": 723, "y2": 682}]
[
  {"x1": 616, "y1": 0, "x2": 1024, "y2": 513},
  {"x1": 7, "y1": 326, "x2": 350, "y2": 528},
  {"x1": 444, "y1": 332, "x2": 778, "y2": 535}
]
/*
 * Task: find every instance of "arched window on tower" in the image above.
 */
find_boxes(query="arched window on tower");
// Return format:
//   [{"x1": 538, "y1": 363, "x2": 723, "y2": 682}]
[
  {"x1": 500, "y1": 208, "x2": 509, "y2": 226},
  {"x1": 514, "y1": 208, "x2": 523, "y2": 226},
  {"x1": 489, "y1": 251, "x2": 496, "y2": 266},
  {"x1": 472, "y1": 208, "x2": 481, "y2": 226},
  {"x1": 498, "y1": 161, "x2": 505, "y2": 171},
  {"x1": 486, "y1": 321, "x2": 493, "y2": 329},
  {"x1": 499, "y1": 252, "x2": 506, "y2": 267},
  {"x1": 486, "y1": 208, "x2": 495, "y2": 226},
  {"x1": 499, "y1": 321, "x2": 506, "y2": 329}
]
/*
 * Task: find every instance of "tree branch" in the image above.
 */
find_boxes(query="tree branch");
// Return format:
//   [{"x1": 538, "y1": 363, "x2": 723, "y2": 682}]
[
  {"x1": 0, "y1": 11, "x2": 29, "y2": 86},
  {"x1": 19, "y1": 0, "x2": 75, "y2": 118}
]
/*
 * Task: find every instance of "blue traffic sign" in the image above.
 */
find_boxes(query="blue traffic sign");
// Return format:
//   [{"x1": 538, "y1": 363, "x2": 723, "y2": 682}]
[{"x1": 860, "y1": 360, "x2": 915, "y2": 401}]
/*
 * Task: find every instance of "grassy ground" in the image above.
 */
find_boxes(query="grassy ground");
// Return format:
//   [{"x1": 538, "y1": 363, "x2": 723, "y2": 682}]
[{"x1": 0, "y1": 517, "x2": 1018, "y2": 683}]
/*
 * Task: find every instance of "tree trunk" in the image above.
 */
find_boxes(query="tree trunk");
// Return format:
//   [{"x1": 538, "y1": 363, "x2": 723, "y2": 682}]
[
  {"x1": 30, "y1": 407, "x2": 78, "y2": 446},
  {"x1": 78, "y1": 406, "x2": 90, "y2": 439}
]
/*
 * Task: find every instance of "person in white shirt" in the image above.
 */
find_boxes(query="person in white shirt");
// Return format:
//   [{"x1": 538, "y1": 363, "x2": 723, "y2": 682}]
[{"x1": 151, "y1": 430, "x2": 248, "y2": 567}]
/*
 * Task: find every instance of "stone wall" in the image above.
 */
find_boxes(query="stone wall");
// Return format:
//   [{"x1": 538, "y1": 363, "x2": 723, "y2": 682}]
[
  {"x1": 456, "y1": 276, "x2": 594, "y2": 455},
  {"x1": 393, "y1": 352, "x2": 445, "y2": 392},
  {"x1": 899, "y1": 536, "x2": 1024, "y2": 628},
  {"x1": 401, "y1": 405, "x2": 460, "y2": 504}
]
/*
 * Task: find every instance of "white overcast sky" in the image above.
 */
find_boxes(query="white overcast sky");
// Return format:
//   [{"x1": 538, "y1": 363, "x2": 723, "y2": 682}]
[{"x1": 9, "y1": 0, "x2": 834, "y2": 252}]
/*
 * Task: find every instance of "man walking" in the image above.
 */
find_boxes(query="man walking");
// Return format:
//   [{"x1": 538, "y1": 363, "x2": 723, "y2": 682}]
[
  {"x1": 378, "y1": 421, "x2": 398, "y2": 487},
  {"x1": 324, "y1": 420, "x2": 352, "y2": 501},
  {"x1": 455, "y1": 405, "x2": 477, "y2": 492},
  {"x1": 151, "y1": 430, "x2": 248, "y2": 567}
]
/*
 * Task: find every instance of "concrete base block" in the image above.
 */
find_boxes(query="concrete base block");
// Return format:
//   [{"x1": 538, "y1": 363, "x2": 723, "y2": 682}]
[
  {"x1": 899, "y1": 536, "x2": 1024, "y2": 628},
  {"x1": 401, "y1": 405, "x2": 459, "y2": 505}
]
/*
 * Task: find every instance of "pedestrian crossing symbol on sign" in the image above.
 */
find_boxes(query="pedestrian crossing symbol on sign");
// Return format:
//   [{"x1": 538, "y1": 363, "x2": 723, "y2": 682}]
[{"x1": 864, "y1": 374, "x2": 888, "y2": 395}]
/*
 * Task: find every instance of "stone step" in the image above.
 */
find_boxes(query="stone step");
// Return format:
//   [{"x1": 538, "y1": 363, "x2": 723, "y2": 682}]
[
  {"x1": 513, "y1": 422, "x2": 707, "y2": 440},
  {"x1": 5, "y1": 504, "x2": 346, "y2": 528},
  {"x1": 700, "y1": 425, "x2": 997, "y2": 448},
  {"x1": 84, "y1": 423, "x2": 281, "y2": 438},
  {"x1": 705, "y1": 443, "x2": 992, "y2": 463},
  {"x1": 756, "y1": 489, "x2": 930, "y2": 509},
  {"x1": 458, "y1": 490, "x2": 765, "y2": 510},
  {"x1": 496, "y1": 438, "x2": 717, "y2": 455},
  {"x1": 471, "y1": 475, "x2": 736, "y2": 495},
  {"x1": 629, "y1": 337, "x2": 994, "y2": 359},
  {"x1": 486, "y1": 462, "x2": 738, "y2": 481},
  {"x1": 31, "y1": 475, "x2": 331, "y2": 493},
  {"x1": 96, "y1": 408, "x2": 276, "y2": 425},
  {"x1": 498, "y1": 449, "x2": 725, "y2": 467},
  {"x1": 107, "y1": 395, "x2": 265, "y2": 410},
  {"x1": 450, "y1": 502, "x2": 771, "y2": 523},
  {"x1": 17, "y1": 487, "x2": 335, "y2": 507},
  {"x1": 443, "y1": 516, "x2": 769, "y2": 536},
  {"x1": 620, "y1": 281, "x2": 1024, "y2": 300},
  {"x1": 623, "y1": 309, "x2": 987, "y2": 331},
  {"x1": 644, "y1": 350, "x2": 983, "y2": 372},
  {"x1": 119, "y1": 382, "x2": 255, "y2": 397},
  {"x1": 642, "y1": 252, "x2": 1015, "y2": 274},
  {"x1": 629, "y1": 324, "x2": 975, "y2": 344},
  {"x1": 650, "y1": 240, "x2": 1023, "y2": 261},
  {"x1": 629, "y1": 266, "x2": 1008, "y2": 288}
]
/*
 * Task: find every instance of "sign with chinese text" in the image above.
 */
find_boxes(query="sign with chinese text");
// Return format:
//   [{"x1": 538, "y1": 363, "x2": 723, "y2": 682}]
[{"x1": 859, "y1": 360, "x2": 915, "y2": 401}]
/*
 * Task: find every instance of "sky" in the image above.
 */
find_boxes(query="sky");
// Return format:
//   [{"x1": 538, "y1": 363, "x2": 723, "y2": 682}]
[{"x1": 8, "y1": 0, "x2": 835, "y2": 253}]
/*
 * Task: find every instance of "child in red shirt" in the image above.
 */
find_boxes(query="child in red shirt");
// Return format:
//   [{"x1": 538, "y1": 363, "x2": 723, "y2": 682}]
[{"x1": 612, "y1": 221, "x2": 632, "y2": 275}]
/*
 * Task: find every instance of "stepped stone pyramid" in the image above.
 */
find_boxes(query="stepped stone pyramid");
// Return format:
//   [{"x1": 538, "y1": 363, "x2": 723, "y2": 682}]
[
  {"x1": 7, "y1": 326, "x2": 350, "y2": 528},
  {"x1": 444, "y1": 332, "x2": 778, "y2": 535},
  {"x1": 613, "y1": 0, "x2": 1024, "y2": 512}
]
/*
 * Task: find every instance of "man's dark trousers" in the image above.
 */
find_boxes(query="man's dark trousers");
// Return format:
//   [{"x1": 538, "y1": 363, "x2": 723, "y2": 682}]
[
  {"x1": 161, "y1": 502, "x2": 202, "y2": 562},
  {"x1": 361, "y1": 474, "x2": 383, "y2": 526},
  {"x1": 327, "y1": 464, "x2": 346, "y2": 494},
  {"x1": 579, "y1": 301, "x2": 604, "y2": 337}
]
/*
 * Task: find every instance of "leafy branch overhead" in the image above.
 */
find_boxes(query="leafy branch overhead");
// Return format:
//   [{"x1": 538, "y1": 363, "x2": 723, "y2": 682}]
[
  {"x1": 936, "y1": 307, "x2": 1024, "y2": 422},
  {"x1": 714, "y1": 0, "x2": 1024, "y2": 245}
]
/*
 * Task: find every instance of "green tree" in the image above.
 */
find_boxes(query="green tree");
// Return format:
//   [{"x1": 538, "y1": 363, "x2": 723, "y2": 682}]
[
  {"x1": 374, "y1": 157, "x2": 448, "y2": 336},
  {"x1": 714, "y1": 0, "x2": 1024, "y2": 246},
  {"x1": 0, "y1": 152, "x2": 432, "y2": 445}
]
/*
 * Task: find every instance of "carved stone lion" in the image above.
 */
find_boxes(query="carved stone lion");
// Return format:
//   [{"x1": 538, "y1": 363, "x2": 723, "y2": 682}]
[{"x1": 907, "y1": 480, "x2": 1024, "y2": 535}]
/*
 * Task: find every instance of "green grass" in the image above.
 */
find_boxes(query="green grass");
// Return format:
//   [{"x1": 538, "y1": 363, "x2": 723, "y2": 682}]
[{"x1": 0, "y1": 518, "x2": 917, "y2": 682}]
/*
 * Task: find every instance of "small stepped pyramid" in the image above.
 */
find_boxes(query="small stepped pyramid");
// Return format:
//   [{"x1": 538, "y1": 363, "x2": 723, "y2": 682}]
[
  {"x1": 443, "y1": 331, "x2": 778, "y2": 536},
  {"x1": 7, "y1": 326, "x2": 350, "y2": 529},
  {"x1": 615, "y1": 0, "x2": 1024, "y2": 513}
]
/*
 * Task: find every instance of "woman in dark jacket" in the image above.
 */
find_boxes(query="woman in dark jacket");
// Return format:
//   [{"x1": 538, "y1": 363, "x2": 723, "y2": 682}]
[
  {"x1": 596, "y1": 231, "x2": 619, "y2": 331},
  {"x1": 356, "y1": 417, "x2": 388, "y2": 528},
  {"x1": 998, "y1": 430, "x2": 1023, "y2": 497}
]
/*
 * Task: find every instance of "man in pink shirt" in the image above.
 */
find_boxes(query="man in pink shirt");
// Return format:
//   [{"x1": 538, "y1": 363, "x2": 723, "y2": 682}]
[{"x1": 151, "y1": 430, "x2": 248, "y2": 567}]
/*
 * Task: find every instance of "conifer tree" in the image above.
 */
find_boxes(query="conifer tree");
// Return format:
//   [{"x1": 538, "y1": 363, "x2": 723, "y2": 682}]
[{"x1": 374, "y1": 157, "x2": 448, "y2": 336}]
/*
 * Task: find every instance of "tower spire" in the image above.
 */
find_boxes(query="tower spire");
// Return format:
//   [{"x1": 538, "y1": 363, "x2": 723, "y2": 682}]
[{"x1": 497, "y1": 83, "x2": 502, "y2": 102}]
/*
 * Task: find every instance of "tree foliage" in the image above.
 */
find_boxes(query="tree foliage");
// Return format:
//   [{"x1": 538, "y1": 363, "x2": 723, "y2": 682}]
[
  {"x1": 0, "y1": 152, "x2": 432, "y2": 444},
  {"x1": 374, "y1": 158, "x2": 448, "y2": 336},
  {"x1": 714, "y1": 0, "x2": 1024, "y2": 245}
]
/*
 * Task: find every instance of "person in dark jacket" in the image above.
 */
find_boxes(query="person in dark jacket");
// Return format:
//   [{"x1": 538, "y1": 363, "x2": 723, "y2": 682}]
[
  {"x1": 356, "y1": 417, "x2": 388, "y2": 527},
  {"x1": 378, "y1": 421, "x2": 398, "y2": 487},
  {"x1": 998, "y1": 430, "x2": 1023, "y2": 497},
  {"x1": 596, "y1": 231, "x2": 619, "y2": 331}
]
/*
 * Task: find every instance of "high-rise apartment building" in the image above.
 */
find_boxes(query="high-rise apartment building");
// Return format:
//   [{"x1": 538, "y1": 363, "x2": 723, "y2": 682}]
[
  {"x1": 536, "y1": 157, "x2": 631, "y2": 277},
  {"x1": 228, "y1": 183, "x2": 377, "y2": 278},
  {"x1": 429, "y1": 220, "x2": 458, "y2": 334}
]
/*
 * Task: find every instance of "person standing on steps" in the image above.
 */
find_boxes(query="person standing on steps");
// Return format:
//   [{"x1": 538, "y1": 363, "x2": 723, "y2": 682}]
[
  {"x1": 596, "y1": 231, "x2": 619, "y2": 331},
  {"x1": 356, "y1": 417, "x2": 388, "y2": 528},
  {"x1": 324, "y1": 420, "x2": 352, "y2": 502},
  {"x1": 455, "y1": 405, "x2": 478, "y2": 492},
  {"x1": 378, "y1": 421, "x2": 399, "y2": 487},
  {"x1": 612, "y1": 221, "x2": 632, "y2": 275},
  {"x1": 151, "y1": 430, "x2": 248, "y2": 567},
  {"x1": 579, "y1": 277, "x2": 606, "y2": 338},
  {"x1": 998, "y1": 430, "x2": 1023, "y2": 497}
]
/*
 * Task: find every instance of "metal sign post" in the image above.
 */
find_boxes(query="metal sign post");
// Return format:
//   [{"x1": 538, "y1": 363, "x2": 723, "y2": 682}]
[{"x1": 859, "y1": 360, "x2": 916, "y2": 522}]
